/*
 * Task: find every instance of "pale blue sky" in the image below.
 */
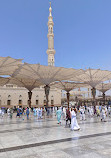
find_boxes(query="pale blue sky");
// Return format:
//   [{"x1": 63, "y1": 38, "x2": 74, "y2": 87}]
[{"x1": 0, "y1": 0, "x2": 111, "y2": 70}]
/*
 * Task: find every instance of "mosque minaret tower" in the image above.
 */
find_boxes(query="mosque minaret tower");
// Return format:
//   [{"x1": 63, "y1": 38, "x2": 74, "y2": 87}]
[{"x1": 46, "y1": 2, "x2": 56, "y2": 66}]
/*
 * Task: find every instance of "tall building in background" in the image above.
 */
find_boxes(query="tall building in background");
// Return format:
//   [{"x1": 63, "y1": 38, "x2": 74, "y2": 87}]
[{"x1": 46, "y1": 2, "x2": 56, "y2": 66}]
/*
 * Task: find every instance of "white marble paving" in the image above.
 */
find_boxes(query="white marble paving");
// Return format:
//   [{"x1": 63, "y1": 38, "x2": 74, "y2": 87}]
[{"x1": 0, "y1": 113, "x2": 111, "y2": 157}]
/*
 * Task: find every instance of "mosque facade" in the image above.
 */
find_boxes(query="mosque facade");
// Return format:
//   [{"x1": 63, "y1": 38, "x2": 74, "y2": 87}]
[{"x1": 0, "y1": 3, "x2": 61, "y2": 108}]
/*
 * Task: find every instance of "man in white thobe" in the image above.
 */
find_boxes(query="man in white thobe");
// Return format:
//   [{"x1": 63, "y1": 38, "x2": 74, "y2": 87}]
[
  {"x1": 79, "y1": 106, "x2": 86, "y2": 121},
  {"x1": 101, "y1": 107, "x2": 107, "y2": 122},
  {"x1": 71, "y1": 109, "x2": 80, "y2": 131}
]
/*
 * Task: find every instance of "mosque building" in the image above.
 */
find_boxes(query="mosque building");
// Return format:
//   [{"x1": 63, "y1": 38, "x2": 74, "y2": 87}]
[{"x1": 0, "y1": 3, "x2": 61, "y2": 108}]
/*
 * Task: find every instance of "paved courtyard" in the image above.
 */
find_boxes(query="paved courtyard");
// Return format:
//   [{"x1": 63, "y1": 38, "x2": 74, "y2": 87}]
[{"x1": 0, "y1": 113, "x2": 111, "y2": 158}]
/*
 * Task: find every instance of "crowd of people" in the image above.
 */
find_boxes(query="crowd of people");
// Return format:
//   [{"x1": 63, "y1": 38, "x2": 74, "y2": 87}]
[
  {"x1": 0, "y1": 106, "x2": 54, "y2": 120},
  {"x1": 55, "y1": 104, "x2": 111, "y2": 131},
  {"x1": 0, "y1": 104, "x2": 111, "y2": 131}
]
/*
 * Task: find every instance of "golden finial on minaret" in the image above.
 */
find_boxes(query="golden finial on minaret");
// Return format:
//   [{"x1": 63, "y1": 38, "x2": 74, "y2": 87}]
[
  {"x1": 50, "y1": 2, "x2": 51, "y2": 7},
  {"x1": 49, "y1": 1, "x2": 52, "y2": 16}
]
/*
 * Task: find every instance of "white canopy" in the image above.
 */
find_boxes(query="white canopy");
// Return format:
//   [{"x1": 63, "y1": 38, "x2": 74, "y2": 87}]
[
  {"x1": 0, "y1": 56, "x2": 22, "y2": 76},
  {"x1": 70, "y1": 68, "x2": 111, "y2": 87},
  {"x1": 96, "y1": 83, "x2": 111, "y2": 93},
  {"x1": 6, "y1": 77, "x2": 43, "y2": 91},
  {"x1": 51, "y1": 81, "x2": 88, "y2": 92},
  {"x1": 70, "y1": 90, "x2": 88, "y2": 95},
  {"x1": 62, "y1": 90, "x2": 88, "y2": 97},
  {"x1": 11, "y1": 63, "x2": 84, "y2": 85},
  {"x1": 0, "y1": 77, "x2": 10, "y2": 86}
]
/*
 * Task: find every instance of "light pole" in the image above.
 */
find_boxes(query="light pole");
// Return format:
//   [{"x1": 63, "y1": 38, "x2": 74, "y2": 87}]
[
  {"x1": 66, "y1": 92, "x2": 70, "y2": 108},
  {"x1": 28, "y1": 91, "x2": 32, "y2": 108},
  {"x1": 91, "y1": 87, "x2": 96, "y2": 106}
]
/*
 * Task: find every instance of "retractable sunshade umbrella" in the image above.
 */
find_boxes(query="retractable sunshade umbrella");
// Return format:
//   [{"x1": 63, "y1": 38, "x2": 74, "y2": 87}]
[
  {"x1": 0, "y1": 56, "x2": 22, "y2": 76},
  {"x1": 70, "y1": 68, "x2": 111, "y2": 102},
  {"x1": 96, "y1": 83, "x2": 111, "y2": 93},
  {"x1": 11, "y1": 63, "x2": 83, "y2": 84},
  {"x1": 6, "y1": 77, "x2": 43, "y2": 107},
  {"x1": 51, "y1": 81, "x2": 88, "y2": 92},
  {"x1": 51, "y1": 81, "x2": 88, "y2": 108},
  {"x1": 0, "y1": 77, "x2": 10, "y2": 86},
  {"x1": 11, "y1": 63, "x2": 84, "y2": 107},
  {"x1": 96, "y1": 83, "x2": 111, "y2": 104}
]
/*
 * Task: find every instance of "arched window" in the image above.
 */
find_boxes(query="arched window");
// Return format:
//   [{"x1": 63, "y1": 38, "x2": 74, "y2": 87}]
[
  {"x1": 51, "y1": 27, "x2": 52, "y2": 33},
  {"x1": 7, "y1": 95, "x2": 11, "y2": 105},
  {"x1": 18, "y1": 95, "x2": 22, "y2": 105},
  {"x1": 7, "y1": 100, "x2": 11, "y2": 105},
  {"x1": 19, "y1": 100, "x2": 22, "y2": 105},
  {"x1": 48, "y1": 27, "x2": 51, "y2": 33},
  {"x1": 36, "y1": 100, "x2": 39, "y2": 105},
  {"x1": 19, "y1": 95, "x2": 22, "y2": 98},
  {"x1": 36, "y1": 95, "x2": 39, "y2": 105},
  {"x1": 7, "y1": 96, "x2": 11, "y2": 106},
  {"x1": 44, "y1": 100, "x2": 46, "y2": 104},
  {"x1": 8, "y1": 95, "x2": 11, "y2": 98}
]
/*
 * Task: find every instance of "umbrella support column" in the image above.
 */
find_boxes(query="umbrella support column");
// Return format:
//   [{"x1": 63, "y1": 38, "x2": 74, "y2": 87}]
[
  {"x1": 44, "y1": 85, "x2": 50, "y2": 108},
  {"x1": 67, "y1": 92, "x2": 70, "y2": 108},
  {"x1": 103, "y1": 92, "x2": 105, "y2": 105},
  {"x1": 28, "y1": 91, "x2": 32, "y2": 108},
  {"x1": 91, "y1": 87, "x2": 96, "y2": 106}
]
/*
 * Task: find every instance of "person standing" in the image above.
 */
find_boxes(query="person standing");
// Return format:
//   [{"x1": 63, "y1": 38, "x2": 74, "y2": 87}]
[
  {"x1": 89, "y1": 106, "x2": 94, "y2": 117},
  {"x1": 16, "y1": 106, "x2": 20, "y2": 118},
  {"x1": 79, "y1": 106, "x2": 86, "y2": 121},
  {"x1": 63, "y1": 107, "x2": 66, "y2": 120},
  {"x1": 7, "y1": 108, "x2": 10, "y2": 117},
  {"x1": 33, "y1": 107, "x2": 37, "y2": 117},
  {"x1": 108, "y1": 106, "x2": 111, "y2": 117},
  {"x1": 94, "y1": 105, "x2": 96, "y2": 115},
  {"x1": 99, "y1": 105, "x2": 102, "y2": 112},
  {"x1": 40, "y1": 108, "x2": 42, "y2": 118},
  {"x1": 96, "y1": 108, "x2": 100, "y2": 117},
  {"x1": 101, "y1": 107, "x2": 107, "y2": 122},
  {"x1": 38, "y1": 108, "x2": 41, "y2": 119}
]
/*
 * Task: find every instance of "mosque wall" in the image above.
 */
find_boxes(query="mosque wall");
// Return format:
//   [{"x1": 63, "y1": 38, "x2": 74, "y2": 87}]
[{"x1": 0, "y1": 86, "x2": 61, "y2": 108}]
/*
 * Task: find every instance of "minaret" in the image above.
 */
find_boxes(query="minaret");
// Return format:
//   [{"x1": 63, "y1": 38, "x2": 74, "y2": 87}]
[{"x1": 46, "y1": 2, "x2": 56, "y2": 66}]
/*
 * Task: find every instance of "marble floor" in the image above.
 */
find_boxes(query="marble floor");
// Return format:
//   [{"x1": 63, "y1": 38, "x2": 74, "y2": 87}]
[{"x1": 0, "y1": 113, "x2": 111, "y2": 158}]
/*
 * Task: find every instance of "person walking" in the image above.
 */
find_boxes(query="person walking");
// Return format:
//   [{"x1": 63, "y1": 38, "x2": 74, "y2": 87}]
[
  {"x1": 66, "y1": 108, "x2": 71, "y2": 127},
  {"x1": 71, "y1": 108, "x2": 80, "y2": 131},
  {"x1": 101, "y1": 107, "x2": 107, "y2": 122},
  {"x1": 56, "y1": 107, "x2": 62, "y2": 124},
  {"x1": 26, "y1": 107, "x2": 30, "y2": 120}
]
